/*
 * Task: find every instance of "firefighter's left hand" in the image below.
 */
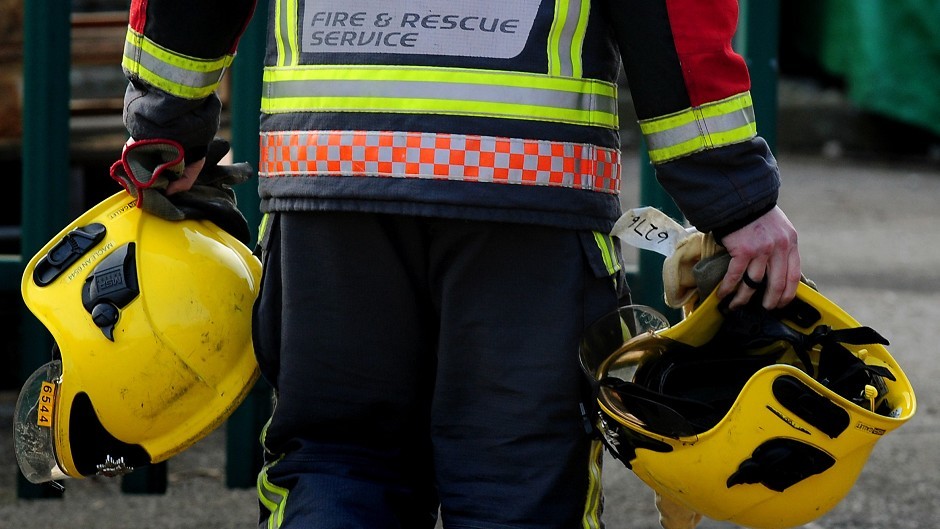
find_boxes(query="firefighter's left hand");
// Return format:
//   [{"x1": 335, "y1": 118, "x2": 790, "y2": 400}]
[
  {"x1": 111, "y1": 137, "x2": 254, "y2": 245},
  {"x1": 717, "y1": 206, "x2": 801, "y2": 310}
]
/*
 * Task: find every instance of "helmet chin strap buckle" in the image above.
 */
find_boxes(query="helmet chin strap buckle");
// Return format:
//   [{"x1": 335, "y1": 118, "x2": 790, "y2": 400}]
[{"x1": 89, "y1": 303, "x2": 120, "y2": 341}]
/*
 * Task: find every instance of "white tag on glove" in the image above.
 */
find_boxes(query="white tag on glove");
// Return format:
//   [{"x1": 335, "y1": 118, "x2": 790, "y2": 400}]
[{"x1": 611, "y1": 206, "x2": 698, "y2": 258}]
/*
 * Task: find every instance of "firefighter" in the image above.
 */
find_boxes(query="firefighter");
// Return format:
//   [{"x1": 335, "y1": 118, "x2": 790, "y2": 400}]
[{"x1": 118, "y1": 1, "x2": 800, "y2": 527}]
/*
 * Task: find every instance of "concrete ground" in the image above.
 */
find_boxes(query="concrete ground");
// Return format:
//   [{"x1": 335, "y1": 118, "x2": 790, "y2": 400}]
[{"x1": 1, "y1": 150, "x2": 938, "y2": 528}]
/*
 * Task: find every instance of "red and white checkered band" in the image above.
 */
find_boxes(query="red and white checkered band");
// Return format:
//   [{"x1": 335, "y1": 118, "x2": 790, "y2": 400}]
[{"x1": 259, "y1": 130, "x2": 621, "y2": 195}]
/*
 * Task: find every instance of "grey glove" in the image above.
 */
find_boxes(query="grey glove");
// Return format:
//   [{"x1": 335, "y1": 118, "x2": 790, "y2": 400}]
[{"x1": 110, "y1": 137, "x2": 253, "y2": 245}]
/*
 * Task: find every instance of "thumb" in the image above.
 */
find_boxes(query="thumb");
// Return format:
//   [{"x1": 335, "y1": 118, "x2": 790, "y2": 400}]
[{"x1": 166, "y1": 158, "x2": 205, "y2": 195}]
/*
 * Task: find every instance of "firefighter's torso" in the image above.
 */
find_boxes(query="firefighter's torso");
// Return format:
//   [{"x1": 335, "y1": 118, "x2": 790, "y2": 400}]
[{"x1": 259, "y1": 0, "x2": 624, "y2": 230}]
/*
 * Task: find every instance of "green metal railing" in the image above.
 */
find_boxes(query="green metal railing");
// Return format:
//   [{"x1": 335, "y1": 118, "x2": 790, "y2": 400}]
[
  {"x1": 15, "y1": 0, "x2": 72, "y2": 500},
  {"x1": 14, "y1": 0, "x2": 779, "y2": 496}
]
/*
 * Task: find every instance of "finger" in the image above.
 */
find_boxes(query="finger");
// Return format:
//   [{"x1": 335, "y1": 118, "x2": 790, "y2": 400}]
[
  {"x1": 166, "y1": 159, "x2": 205, "y2": 195},
  {"x1": 718, "y1": 261, "x2": 758, "y2": 310},
  {"x1": 716, "y1": 256, "x2": 749, "y2": 300},
  {"x1": 728, "y1": 276, "x2": 757, "y2": 309},
  {"x1": 780, "y1": 246, "x2": 802, "y2": 305},
  {"x1": 741, "y1": 269, "x2": 764, "y2": 289},
  {"x1": 730, "y1": 261, "x2": 767, "y2": 309},
  {"x1": 760, "y1": 250, "x2": 789, "y2": 309},
  {"x1": 761, "y1": 244, "x2": 802, "y2": 309}
]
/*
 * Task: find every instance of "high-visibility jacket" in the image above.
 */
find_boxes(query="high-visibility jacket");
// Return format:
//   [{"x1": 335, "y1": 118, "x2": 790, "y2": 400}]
[{"x1": 122, "y1": 0, "x2": 779, "y2": 234}]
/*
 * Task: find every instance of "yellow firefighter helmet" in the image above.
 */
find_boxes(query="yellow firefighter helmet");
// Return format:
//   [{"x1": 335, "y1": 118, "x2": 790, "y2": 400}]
[
  {"x1": 14, "y1": 191, "x2": 261, "y2": 484},
  {"x1": 580, "y1": 281, "x2": 916, "y2": 529}
]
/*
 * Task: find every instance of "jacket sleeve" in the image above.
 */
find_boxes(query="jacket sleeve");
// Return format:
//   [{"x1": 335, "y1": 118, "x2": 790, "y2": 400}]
[
  {"x1": 122, "y1": 0, "x2": 258, "y2": 162},
  {"x1": 606, "y1": 0, "x2": 780, "y2": 235}
]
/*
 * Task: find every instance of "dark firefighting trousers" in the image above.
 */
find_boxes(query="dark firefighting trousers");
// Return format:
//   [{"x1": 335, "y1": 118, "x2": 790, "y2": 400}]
[{"x1": 252, "y1": 211, "x2": 627, "y2": 529}]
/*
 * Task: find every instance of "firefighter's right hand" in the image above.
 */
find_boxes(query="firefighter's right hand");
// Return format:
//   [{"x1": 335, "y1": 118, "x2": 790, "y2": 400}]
[{"x1": 716, "y1": 206, "x2": 801, "y2": 310}]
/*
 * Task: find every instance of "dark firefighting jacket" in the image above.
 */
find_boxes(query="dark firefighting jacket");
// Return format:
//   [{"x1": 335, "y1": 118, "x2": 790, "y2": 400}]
[{"x1": 122, "y1": 0, "x2": 779, "y2": 235}]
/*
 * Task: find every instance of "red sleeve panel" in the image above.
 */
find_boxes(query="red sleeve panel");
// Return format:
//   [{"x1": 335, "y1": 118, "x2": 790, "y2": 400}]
[
  {"x1": 128, "y1": 0, "x2": 147, "y2": 33},
  {"x1": 605, "y1": 0, "x2": 751, "y2": 119},
  {"x1": 663, "y1": 0, "x2": 750, "y2": 106}
]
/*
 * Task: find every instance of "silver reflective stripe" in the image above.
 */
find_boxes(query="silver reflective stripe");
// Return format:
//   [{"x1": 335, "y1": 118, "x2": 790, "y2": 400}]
[{"x1": 644, "y1": 104, "x2": 755, "y2": 153}]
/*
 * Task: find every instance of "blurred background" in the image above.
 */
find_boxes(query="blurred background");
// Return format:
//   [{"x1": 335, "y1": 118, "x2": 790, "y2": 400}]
[{"x1": 0, "y1": 1, "x2": 938, "y2": 527}]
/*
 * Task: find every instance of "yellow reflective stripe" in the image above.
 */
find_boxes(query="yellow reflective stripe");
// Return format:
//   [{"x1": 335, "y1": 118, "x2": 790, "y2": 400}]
[
  {"x1": 257, "y1": 459, "x2": 289, "y2": 529},
  {"x1": 257, "y1": 213, "x2": 271, "y2": 244},
  {"x1": 639, "y1": 92, "x2": 758, "y2": 164},
  {"x1": 273, "y1": 0, "x2": 288, "y2": 66},
  {"x1": 548, "y1": 0, "x2": 589, "y2": 78},
  {"x1": 265, "y1": 65, "x2": 615, "y2": 92},
  {"x1": 286, "y1": 0, "x2": 299, "y2": 65},
  {"x1": 548, "y1": 0, "x2": 569, "y2": 76},
  {"x1": 262, "y1": 66, "x2": 618, "y2": 129},
  {"x1": 122, "y1": 29, "x2": 233, "y2": 100},
  {"x1": 581, "y1": 440, "x2": 605, "y2": 529},
  {"x1": 592, "y1": 231, "x2": 621, "y2": 275},
  {"x1": 274, "y1": 0, "x2": 299, "y2": 66},
  {"x1": 266, "y1": 96, "x2": 607, "y2": 126}
]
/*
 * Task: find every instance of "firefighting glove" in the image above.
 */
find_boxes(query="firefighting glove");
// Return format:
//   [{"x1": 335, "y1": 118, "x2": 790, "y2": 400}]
[
  {"x1": 109, "y1": 137, "x2": 252, "y2": 245},
  {"x1": 662, "y1": 231, "x2": 724, "y2": 312},
  {"x1": 655, "y1": 492, "x2": 703, "y2": 529}
]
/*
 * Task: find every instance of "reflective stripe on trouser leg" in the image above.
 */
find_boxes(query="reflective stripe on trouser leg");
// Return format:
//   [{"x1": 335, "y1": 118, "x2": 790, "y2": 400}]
[
  {"x1": 582, "y1": 440, "x2": 605, "y2": 529},
  {"x1": 258, "y1": 458, "x2": 289, "y2": 529}
]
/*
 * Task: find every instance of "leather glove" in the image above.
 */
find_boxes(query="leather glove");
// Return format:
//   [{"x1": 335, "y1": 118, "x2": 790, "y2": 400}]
[
  {"x1": 662, "y1": 231, "x2": 724, "y2": 313},
  {"x1": 110, "y1": 137, "x2": 253, "y2": 245},
  {"x1": 655, "y1": 492, "x2": 703, "y2": 529}
]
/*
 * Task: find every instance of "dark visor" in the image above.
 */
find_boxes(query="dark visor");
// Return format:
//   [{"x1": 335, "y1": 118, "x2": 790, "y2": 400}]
[{"x1": 579, "y1": 305, "x2": 668, "y2": 381}]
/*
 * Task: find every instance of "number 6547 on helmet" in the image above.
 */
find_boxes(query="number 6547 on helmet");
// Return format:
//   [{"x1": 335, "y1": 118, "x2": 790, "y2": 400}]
[{"x1": 14, "y1": 191, "x2": 261, "y2": 484}]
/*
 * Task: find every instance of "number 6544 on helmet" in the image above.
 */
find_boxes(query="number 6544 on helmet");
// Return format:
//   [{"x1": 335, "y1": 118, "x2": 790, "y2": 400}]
[
  {"x1": 14, "y1": 191, "x2": 261, "y2": 484},
  {"x1": 580, "y1": 281, "x2": 916, "y2": 529}
]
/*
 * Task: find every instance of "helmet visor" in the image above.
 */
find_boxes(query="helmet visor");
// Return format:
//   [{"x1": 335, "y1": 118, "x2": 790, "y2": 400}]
[
  {"x1": 579, "y1": 305, "x2": 669, "y2": 380},
  {"x1": 581, "y1": 306, "x2": 703, "y2": 439},
  {"x1": 14, "y1": 361, "x2": 70, "y2": 484}
]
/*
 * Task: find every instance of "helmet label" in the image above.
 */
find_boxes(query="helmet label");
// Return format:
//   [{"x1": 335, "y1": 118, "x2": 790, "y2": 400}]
[
  {"x1": 66, "y1": 240, "x2": 116, "y2": 283},
  {"x1": 37, "y1": 381, "x2": 56, "y2": 428},
  {"x1": 855, "y1": 422, "x2": 887, "y2": 436}
]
